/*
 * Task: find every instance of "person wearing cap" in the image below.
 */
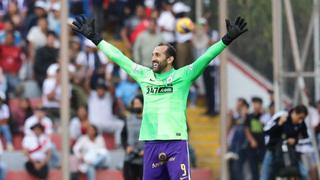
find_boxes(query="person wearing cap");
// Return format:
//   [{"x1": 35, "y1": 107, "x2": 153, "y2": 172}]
[
  {"x1": 24, "y1": 106, "x2": 53, "y2": 136},
  {"x1": 41, "y1": 61, "x2": 74, "y2": 120},
  {"x1": 172, "y1": 2, "x2": 194, "y2": 68},
  {"x1": 23, "y1": 0, "x2": 48, "y2": 35},
  {"x1": 48, "y1": 2, "x2": 61, "y2": 36},
  {"x1": 41, "y1": 67, "x2": 65, "y2": 120},
  {"x1": 24, "y1": 106, "x2": 60, "y2": 169},
  {"x1": 22, "y1": 122, "x2": 51, "y2": 179},
  {"x1": 0, "y1": 91, "x2": 13, "y2": 151},
  {"x1": 70, "y1": 36, "x2": 81, "y2": 64},
  {"x1": 157, "y1": 0, "x2": 176, "y2": 46}
]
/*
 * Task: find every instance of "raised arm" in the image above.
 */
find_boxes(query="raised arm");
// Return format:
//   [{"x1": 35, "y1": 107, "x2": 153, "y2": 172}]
[
  {"x1": 71, "y1": 15, "x2": 148, "y2": 81},
  {"x1": 97, "y1": 40, "x2": 144, "y2": 79},
  {"x1": 184, "y1": 16, "x2": 248, "y2": 81}
]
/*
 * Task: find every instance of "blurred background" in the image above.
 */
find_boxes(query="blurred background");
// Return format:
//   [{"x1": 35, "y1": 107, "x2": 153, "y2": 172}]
[{"x1": 0, "y1": 0, "x2": 318, "y2": 180}]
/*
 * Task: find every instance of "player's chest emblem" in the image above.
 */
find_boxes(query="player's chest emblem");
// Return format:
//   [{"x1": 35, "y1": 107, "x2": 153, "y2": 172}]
[
  {"x1": 166, "y1": 76, "x2": 173, "y2": 84},
  {"x1": 147, "y1": 75, "x2": 174, "y2": 85}
]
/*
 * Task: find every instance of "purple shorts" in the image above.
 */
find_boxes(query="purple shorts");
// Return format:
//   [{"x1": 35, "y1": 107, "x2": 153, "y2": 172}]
[{"x1": 143, "y1": 140, "x2": 191, "y2": 180}]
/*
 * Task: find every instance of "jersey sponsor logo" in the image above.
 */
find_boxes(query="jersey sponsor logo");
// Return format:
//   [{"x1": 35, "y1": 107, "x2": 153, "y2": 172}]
[
  {"x1": 176, "y1": 133, "x2": 181, "y2": 136},
  {"x1": 151, "y1": 156, "x2": 176, "y2": 168},
  {"x1": 152, "y1": 161, "x2": 165, "y2": 168},
  {"x1": 146, "y1": 84, "x2": 173, "y2": 94}
]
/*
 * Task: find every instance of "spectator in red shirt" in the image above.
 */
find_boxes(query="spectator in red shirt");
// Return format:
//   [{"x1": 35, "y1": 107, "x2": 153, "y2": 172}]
[
  {"x1": 0, "y1": 31, "x2": 24, "y2": 95},
  {"x1": 120, "y1": 4, "x2": 147, "y2": 49}
]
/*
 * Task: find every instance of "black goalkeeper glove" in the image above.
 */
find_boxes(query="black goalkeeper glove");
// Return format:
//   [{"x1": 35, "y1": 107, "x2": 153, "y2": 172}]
[
  {"x1": 72, "y1": 15, "x2": 102, "y2": 45},
  {"x1": 222, "y1": 16, "x2": 248, "y2": 45}
]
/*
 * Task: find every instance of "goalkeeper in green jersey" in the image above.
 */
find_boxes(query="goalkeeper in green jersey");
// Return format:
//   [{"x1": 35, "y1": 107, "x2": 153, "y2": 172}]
[{"x1": 72, "y1": 15, "x2": 247, "y2": 180}]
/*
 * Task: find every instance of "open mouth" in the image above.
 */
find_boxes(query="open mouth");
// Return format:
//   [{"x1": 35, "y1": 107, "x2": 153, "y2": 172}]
[{"x1": 152, "y1": 62, "x2": 159, "y2": 69}]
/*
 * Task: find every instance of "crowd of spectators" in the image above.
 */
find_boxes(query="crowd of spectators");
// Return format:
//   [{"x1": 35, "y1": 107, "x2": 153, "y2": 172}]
[
  {"x1": 0, "y1": 0, "x2": 319, "y2": 180},
  {"x1": 226, "y1": 94, "x2": 320, "y2": 180},
  {"x1": 0, "y1": 0, "x2": 221, "y2": 179}
]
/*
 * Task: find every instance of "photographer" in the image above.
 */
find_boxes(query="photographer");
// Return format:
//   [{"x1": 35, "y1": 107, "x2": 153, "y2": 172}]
[
  {"x1": 260, "y1": 105, "x2": 309, "y2": 180},
  {"x1": 123, "y1": 95, "x2": 144, "y2": 180}
]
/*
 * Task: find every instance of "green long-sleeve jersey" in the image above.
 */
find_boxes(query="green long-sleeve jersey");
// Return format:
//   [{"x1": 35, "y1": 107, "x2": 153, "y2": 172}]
[{"x1": 97, "y1": 40, "x2": 226, "y2": 140}]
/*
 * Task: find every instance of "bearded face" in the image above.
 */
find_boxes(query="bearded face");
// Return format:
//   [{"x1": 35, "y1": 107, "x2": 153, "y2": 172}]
[{"x1": 151, "y1": 46, "x2": 171, "y2": 73}]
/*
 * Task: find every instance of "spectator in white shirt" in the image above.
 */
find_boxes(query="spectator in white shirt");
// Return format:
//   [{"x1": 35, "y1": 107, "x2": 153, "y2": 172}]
[
  {"x1": 76, "y1": 39, "x2": 108, "y2": 70},
  {"x1": 73, "y1": 124, "x2": 110, "y2": 180},
  {"x1": 24, "y1": 107, "x2": 60, "y2": 169},
  {"x1": 26, "y1": 16, "x2": 48, "y2": 60},
  {"x1": 42, "y1": 67, "x2": 71, "y2": 120},
  {"x1": 88, "y1": 80, "x2": 124, "y2": 147},
  {"x1": 157, "y1": 0, "x2": 176, "y2": 45},
  {"x1": 69, "y1": 105, "x2": 90, "y2": 142},
  {"x1": 76, "y1": 39, "x2": 108, "y2": 82},
  {"x1": 24, "y1": 107, "x2": 53, "y2": 136},
  {"x1": 0, "y1": 91, "x2": 13, "y2": 151},
  {"x1": 23, "y1": 123, "x2": 51, "y2": 180},
  {"x1": 42, "y1": 68, "x2": 61, "y2": 108}
]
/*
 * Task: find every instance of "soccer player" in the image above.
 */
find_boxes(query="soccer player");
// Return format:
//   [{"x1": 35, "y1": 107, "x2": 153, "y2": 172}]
[{"x1": 72, "y1": 15, "x2": 247, "y2": 180}]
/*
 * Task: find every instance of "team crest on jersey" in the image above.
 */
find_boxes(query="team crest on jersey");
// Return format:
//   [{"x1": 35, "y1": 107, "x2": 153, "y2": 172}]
[
  {"x1": 133, "y1": 64, "x2": 142, "y2": 72},
  {"x1": 166, "y1": 76, "x2": 173, "y2": 84}
]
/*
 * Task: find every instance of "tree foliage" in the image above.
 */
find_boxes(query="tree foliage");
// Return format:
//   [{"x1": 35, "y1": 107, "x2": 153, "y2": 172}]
[{"x1": 207, "y1": 0, "x2": 313, "y2": 81}]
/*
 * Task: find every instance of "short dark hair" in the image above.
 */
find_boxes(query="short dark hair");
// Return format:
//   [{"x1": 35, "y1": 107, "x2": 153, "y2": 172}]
[
  {"x1": 78, "y1": 104, "x2": 88, "y2": 112},
  {"x1": 31, "y1": 123, "x2": 45, "y2": 131},
  {"x1": 3, "y1": 18, "x2": 14, "y2": 26},
  {"x1": 267, "y1": 89, "x2": 274, "y2": 95},
  {"x1": 157, "y1": 43, "x2": 176, "y2": 60},
  {"x1": 252, "y1": 96, "x2": 263, "y2": 104},
  {"x1": 90, "y1": 124, "x2": 99, "y2": 137},
  {"x1": 131, "y1": 95, "x2": 144, "y2": 107},
  {"x1": 47, "y1": 30, "x2": 57, "y2": 38},
  {"x1": 238, "y1": 97, "x2": 249, "y2": 107},
  {"x1": 238, "y1": 97, "x2": 246, "y2": 104},
  {"x1": 292, "y1": 105, "x2": 308, "y2": 116}
]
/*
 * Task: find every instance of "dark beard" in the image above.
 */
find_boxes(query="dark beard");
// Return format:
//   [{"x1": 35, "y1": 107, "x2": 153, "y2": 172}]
[{"x1": 152, "y1": 63, "x2": 165, "y2": 73}]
